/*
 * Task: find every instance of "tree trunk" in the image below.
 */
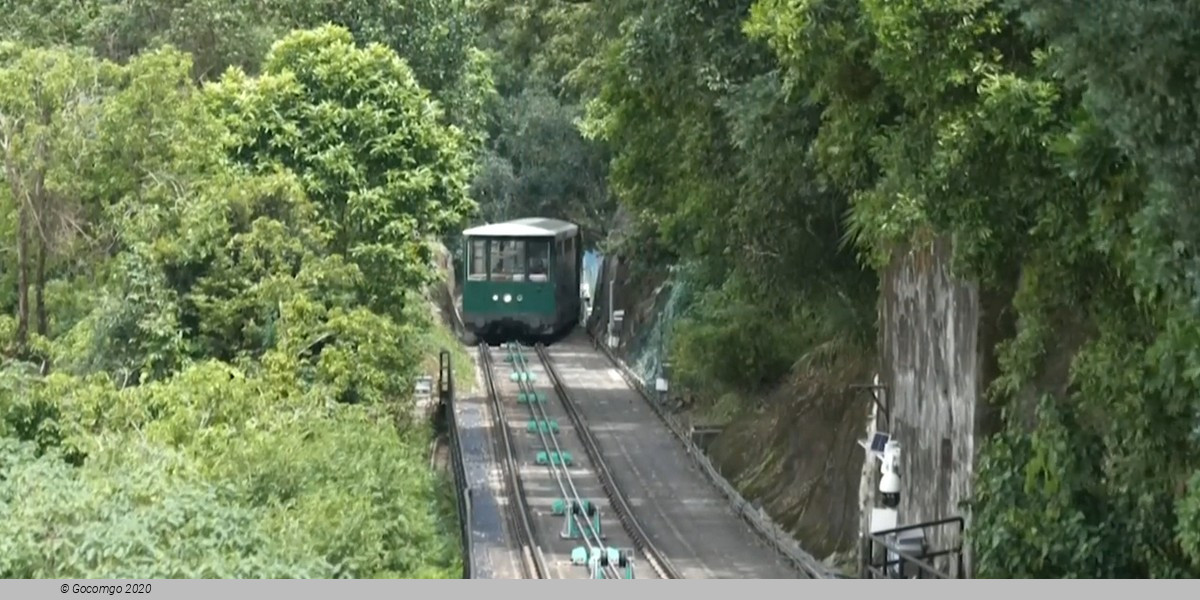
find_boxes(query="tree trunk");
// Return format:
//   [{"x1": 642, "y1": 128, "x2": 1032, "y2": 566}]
[
  {"x1": 14, "y1": 196, "x2": 30, "y2": 351},
  {"x1": 28, "y1": 108, "x2": 50, "y2": 345},
  {"x1": 35, "y1": 238, "x2": 48, "y2": 337}
]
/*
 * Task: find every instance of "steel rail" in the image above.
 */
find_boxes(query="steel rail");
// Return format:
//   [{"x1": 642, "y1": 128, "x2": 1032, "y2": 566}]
[
  {"x1": 479, "y1": 344, "x2": 549, "y2": 579},
  {"x1": 535, "y1": 343, "x2": 681, "y2": 579},
  {"x1": 507, "y1": 344, "x2": 622, "y2": 579}
]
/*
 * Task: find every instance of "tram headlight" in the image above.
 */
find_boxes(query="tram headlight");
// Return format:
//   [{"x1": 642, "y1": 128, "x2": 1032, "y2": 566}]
[
  {"x1": 516, "y1": 295, "x2": 523, "y2": 302},
  {"x1": 492, "y1": 294, "x2": 499, "y2": 301},
  {"x1": 503, "y1": 294, "x2": 512, "y2": 303}
]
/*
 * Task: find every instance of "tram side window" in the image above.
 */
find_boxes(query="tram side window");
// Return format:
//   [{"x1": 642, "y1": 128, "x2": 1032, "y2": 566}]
[
  {"x1": 489, "y1": 240, "x2": 526, "y2": 281},
  {"x1": 468, "y1": 239, "x2": 487, "y2": 281},
  {"x1": 554, "y1": 239, "x2": 566, "y2": 291},
  {"x1": 527, "y1": 239, "x2": 551, "y2": 281}
]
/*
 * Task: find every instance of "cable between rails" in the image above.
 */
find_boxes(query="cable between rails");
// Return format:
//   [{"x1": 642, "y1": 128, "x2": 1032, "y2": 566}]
[
  {"x1": 479, "y1": 344, "x2": 549, "y2": 579},
  {"x1": 533, "y1": 343, "x2": 681, "y2": 580},
  {"x1": 505, "y1": 343, "x2": 623, "y2": 579}
]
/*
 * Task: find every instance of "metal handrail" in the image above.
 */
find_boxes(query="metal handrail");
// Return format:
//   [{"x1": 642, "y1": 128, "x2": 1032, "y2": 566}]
[
  {"x1": 863, "y1": 516, "x2": 965, "y2": 579},
  {"x1": 439, "y1": 350, "x2": 475, "y2": 579}
]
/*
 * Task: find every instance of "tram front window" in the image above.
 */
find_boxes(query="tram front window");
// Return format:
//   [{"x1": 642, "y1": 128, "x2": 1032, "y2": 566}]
[
  {"x1": 527, "y1": 239, "x2": 550, "y2": 281},
  {"x1": 489, "y1": 240, "x2": 526, "y2": 281}
]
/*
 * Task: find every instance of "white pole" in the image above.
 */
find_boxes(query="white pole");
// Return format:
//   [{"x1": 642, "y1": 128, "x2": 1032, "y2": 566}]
[{"x1": 608, "y1": 257, "x2": 615, "y2": 348}]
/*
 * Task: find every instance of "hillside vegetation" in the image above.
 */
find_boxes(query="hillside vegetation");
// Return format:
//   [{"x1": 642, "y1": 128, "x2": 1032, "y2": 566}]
[
  {"x1": 4, "y1": 0, "x2": 1200, "y2": 579},
  {"x1": 480, "y1": 0, "x2": 1200, "y2": 578},
  {"x1": 0, "y1": 1, "x2": 487, "y2": 577}
]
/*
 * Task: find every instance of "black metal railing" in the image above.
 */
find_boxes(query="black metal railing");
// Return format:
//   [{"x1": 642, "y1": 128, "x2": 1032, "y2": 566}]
[
  {"x1": 862, "y1": 516, "x2": 966, "y2": 579},
  {"x1": 439, "y1": 349, "x2": 475, "y2": 579}
]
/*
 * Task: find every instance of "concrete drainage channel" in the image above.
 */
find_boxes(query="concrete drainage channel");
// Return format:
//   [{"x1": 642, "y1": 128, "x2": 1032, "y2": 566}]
[{"x1": 587, "y1": 332, "x2": 841, "y2": 580}]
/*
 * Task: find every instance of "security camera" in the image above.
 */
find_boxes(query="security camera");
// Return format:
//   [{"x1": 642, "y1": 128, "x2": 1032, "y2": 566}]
[
  {"x1": 879, "y1": 471, "x2": 900, "y2": 507},
  {"x1": 879, "y1": 440, "x2": 901, "y2": 508}
]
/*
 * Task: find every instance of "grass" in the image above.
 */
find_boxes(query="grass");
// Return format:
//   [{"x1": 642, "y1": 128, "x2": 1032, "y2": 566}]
[{"x1": 695, "y1": 391, "x2": 746, "y2": 426}]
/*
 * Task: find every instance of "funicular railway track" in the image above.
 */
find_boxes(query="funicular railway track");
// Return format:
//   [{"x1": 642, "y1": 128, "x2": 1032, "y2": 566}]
[
  {"x1": 535, "y1": 333, "x2": 816, "y2": 579},
  {"x1": 478, "y1": 342, "x2": 679, "y2": 579},
  {"x1": 478, "y1": 344, "x2": 548, "y2": 579},
  {"x1": 534, "y1": 343, "x2": 678, "y2": 579}
]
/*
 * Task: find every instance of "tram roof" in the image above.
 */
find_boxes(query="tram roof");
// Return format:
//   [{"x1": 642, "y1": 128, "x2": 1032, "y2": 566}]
[{"x1": 462, "y1": 217, "x2": 579, "y2": 239}]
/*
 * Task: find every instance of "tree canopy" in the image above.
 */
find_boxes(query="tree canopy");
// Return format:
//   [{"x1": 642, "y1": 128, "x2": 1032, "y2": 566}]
[
  {"x1": 5, "y1": 0, "x2": 1200, "y2": 580},
  {"x1": 1, "y1": 22, "x2": 472, "y2": 578},
  {"x1": 488, "y1": 0, "x2": 1200, "y2": 577},
  {"x1": 207, "y1": 25, "x2": 475, "y2": 318}
]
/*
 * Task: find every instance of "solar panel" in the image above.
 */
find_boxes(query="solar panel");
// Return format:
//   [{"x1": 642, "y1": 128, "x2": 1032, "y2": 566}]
[{"x1": 870, "y1": 432, "x2": 890, "y2": 453}]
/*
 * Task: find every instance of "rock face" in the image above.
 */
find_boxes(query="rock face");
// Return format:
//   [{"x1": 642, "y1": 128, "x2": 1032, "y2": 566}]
[
  {"x1": 578, "y1": 216, "x2": 1032, "y2": 578},
  {"x1": 428, "y1": 240, "x2": 470, "y2": 343},
  {"x1": 870, "y1": 236, "x2": 1008, "y2": 578},
  {"x1": 705, "y1": 347, "x2": 873, "y2": 563}
]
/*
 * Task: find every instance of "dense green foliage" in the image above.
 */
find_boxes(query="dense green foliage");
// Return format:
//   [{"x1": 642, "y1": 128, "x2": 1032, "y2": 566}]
[
  {"x1": 469, "y1": 0, "x2": 613, "y2": 245},
  {"x1": 740, "y1": 0, "x2": 1200, "y2": 576},
  {"x1": 5, "y1": 0, "x2": 1200, "y2": 580},
  {"x1": 207, "y1": 26, "x2": 474, "y2": 318},
  {"x1": 578, "y1": 1, "x2": 875, "y2": 393},
  {"x1": 474, "y1": 0, "x2": 1200, "y2": 578},
  {"x1": 0, "y1": 16, "x2": 476, "y2": 578}
]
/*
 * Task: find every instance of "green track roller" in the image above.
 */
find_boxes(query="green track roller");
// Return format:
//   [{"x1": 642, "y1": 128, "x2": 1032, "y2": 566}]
[
  {"x1": 517, "y1": 391, "x2": 547, "y2": 404},
  {"x1": 586, "y1": 547, "x2": 631, "y2": 579},
  {"x1": 590, "y1": 557, "x2": 605, "y2": 579},
  {"x1": 560, "y1": 499, "x2": 603, "y2": 540},
  {"x1": 535, "y1": 451, "x2": 573, "y2": 466},
  {"x1": 526, "y1": 419, "x2": 560, "y2": 434},
  {"x1": 509, "y1": 371, "x2": 536, "y2": 383},
  {"x1": 557, "y1": 499, "x2": 594, "y2": 513},
  {"x1": 620, "y1": 550, "x2": 636, "y2": 579},
  {"x1": 552, "y1": 498, "x2": 595, "y2": 515}
]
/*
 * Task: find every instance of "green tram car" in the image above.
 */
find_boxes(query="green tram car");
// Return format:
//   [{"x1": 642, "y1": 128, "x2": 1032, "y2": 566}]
[{"x1": 461, "y1": 217, "x2": 583, "y2": 344}]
